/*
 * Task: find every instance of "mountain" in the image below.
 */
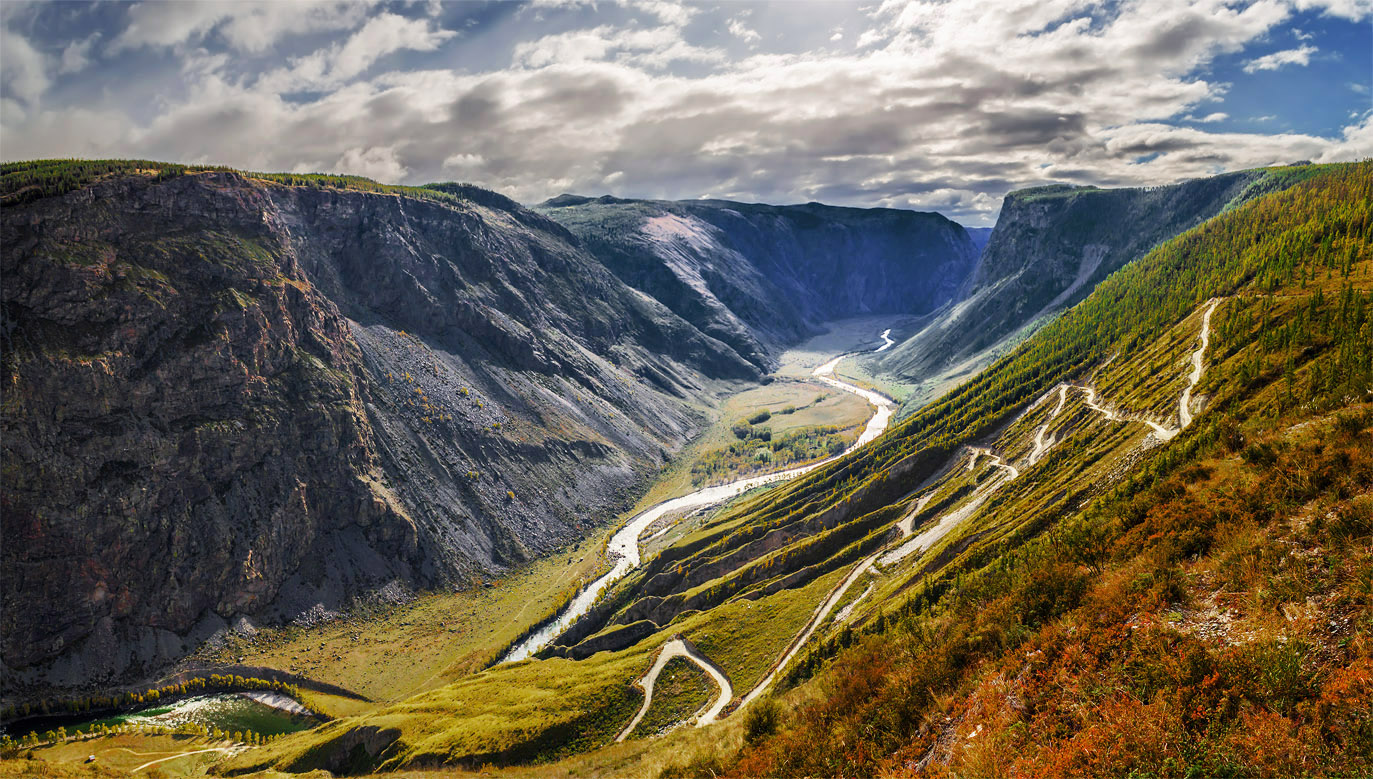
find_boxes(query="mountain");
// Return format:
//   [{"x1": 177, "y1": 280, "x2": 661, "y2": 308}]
[
  {"x1": 872, "y1": 167, "x2": 1321, "y2": 409},
  {"x1": 537, "y1": 196, "x2": 980, "y2": 364},
  {"x1": 0, "y1": 165, "x2": 749, "y2": 689},
  {"x1": 0, "y1": 163, "x2": 975, "y2": 693},
  {"x1": 724, "y1": 160, "x2": 1373, "y2": 778},
  {"x1": 219, "y1": 162, "x2": 1371, "y2": 776}
]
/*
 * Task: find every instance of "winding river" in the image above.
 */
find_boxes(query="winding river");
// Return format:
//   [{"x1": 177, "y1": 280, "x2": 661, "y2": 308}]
[{"x1": 499, "y1": 334, "x2": 897, "y2": 664}]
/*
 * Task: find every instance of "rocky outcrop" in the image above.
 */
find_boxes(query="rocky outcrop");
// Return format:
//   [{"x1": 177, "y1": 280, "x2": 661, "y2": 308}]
[
  {"x1": 2, "y1": 172, "x2": 427, "y2": 688},
  {"x1": 873, "y1": 169, "x2": 1291, "y2": 404}
]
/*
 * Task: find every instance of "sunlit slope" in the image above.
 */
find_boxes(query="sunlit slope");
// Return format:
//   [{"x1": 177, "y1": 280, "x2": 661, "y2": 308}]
[
  {"x1": 728, "y1": 162, "x2": 1373, "y2": 778},
  {"x1": 871, "y1": 163, "x2": 1339, "y2": 414},
  {"x1": 220, "y1": 161, "x2": 1370, "y2": 775},
  {"x1": 552, "y1": 162, "x2": 1369, "y2": 671}
]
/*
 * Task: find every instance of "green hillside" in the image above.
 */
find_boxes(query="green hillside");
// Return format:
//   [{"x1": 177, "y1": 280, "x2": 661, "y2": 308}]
[{"x1": 707, "y1": 161, "x2": 1373, "y2": 777}]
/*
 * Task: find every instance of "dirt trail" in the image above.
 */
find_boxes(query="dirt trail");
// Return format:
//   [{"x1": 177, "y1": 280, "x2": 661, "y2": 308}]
[
  {"x1": 131, "y1": 746, "x2": 238, "y2": 773},
  {"x1": 880, "y1": 453, "x2": 1018, "y2": 567},
  {"x1": 835, "y1": 583, "x2": 875, "y2": 624},
  {"x1": 897, "y1": 492, "x2": 937, "y2": 536},
  {"x1": 969, "y1": 447, "x2": 1019, "y2": 479},
  {"x1": 738, "y1": 550, "x2": 883, "y2": 710},
  {"x1": 1069, "y1": 297, "x2": 1220, "y2": 441},
  {"x1": 615, "y1": 639, "x2": 733, "y2": 741},
  {"x1": 1179, "y1": 298, "x2": 1220, "y2": 429},
  {"x1": 1028, "y1": 384, "x2": 1069, "y2": 464}
]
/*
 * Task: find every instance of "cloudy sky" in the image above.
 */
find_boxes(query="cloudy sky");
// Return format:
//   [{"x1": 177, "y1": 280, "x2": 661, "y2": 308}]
[{"x1": 1, "y1": 0, "x2": 1369, "y2": 224}]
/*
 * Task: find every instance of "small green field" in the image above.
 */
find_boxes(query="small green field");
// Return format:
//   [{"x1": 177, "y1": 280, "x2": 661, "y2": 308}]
[
  {"x1": 626, "y1": 322, "x2": 886, "y2": 507},
  {"x1": 628, "y1": 657, "x2": 712, "y2": 739},
  {"x1": 686, "y1": 383, "x2": 867, "y2": 487}
]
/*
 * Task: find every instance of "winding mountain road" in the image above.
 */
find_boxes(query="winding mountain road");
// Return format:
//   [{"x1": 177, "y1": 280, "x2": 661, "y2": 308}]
[
  {"x1": 1179, "y1": 299, "x2": 1220, "y2": 429},
  {"x1": 1028, "y1": 384, "x2": 1069, "y2": 465},
  {"x1": 734, "y1": 299, "x2": 1226, "y2": 710},
  {"x1": 1069, "y1": 298, "x2": 1220, "y2": 442},
  {"x1": 616, "y1": 638, "x2": 733, "y2": 741}
]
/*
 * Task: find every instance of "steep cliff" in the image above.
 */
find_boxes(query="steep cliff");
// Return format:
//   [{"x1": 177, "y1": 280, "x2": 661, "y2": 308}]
[
  {"x1": 0, "y1": 169, "x2": 755, "y2": 690},
  {"x1": 873, "y1": 168, "x2": 1304, "y2": 403},
  {"x1": 537, "y1": 196, "x2": 980, "y2": 363}
]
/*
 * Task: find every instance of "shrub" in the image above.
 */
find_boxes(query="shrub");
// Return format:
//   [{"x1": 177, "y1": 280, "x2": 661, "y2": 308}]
[{"x1": 743, "y1": 697, "x2": 781, "y2": 744}]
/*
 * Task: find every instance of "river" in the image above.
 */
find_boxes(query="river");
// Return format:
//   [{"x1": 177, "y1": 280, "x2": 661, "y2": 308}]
[{"x1": 500, "y1": 332, "x2": 896, "y2": 663}]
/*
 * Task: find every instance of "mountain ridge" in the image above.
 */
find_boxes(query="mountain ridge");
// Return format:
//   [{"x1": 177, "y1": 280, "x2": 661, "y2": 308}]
[
  {"x1": 869, "y1": 165, "x2": 1325, "y2": 413},
  {"x1": 0, "y1": 161, "x2": 975, "y2": 695}
]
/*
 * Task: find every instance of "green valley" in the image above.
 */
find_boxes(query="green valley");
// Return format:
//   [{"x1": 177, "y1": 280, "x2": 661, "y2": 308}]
[
  {"x1": 25, "y1": 160, "x2": 1350, "y2": 778},
  {"x1": 3, "y1": 108, "x2": 1369, "y2": 779}
]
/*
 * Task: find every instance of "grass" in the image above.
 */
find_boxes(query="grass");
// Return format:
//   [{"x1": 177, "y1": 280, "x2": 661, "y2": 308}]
[
  {"x1": 633, "y1": 377, "x2": 869, "y2": 507},
  {"x1": 669, "y1": 566, "x2": 850, "y2": 695},
  {"x1": 627, "y1": 658, "x2": 712, "y2": 739},
  {"x1": 221, "y1": 648, "x2": 651, "y2": 773},
  {"x1": 190, "y1": 524, "x2": 618, "y2": 716},
  {"x1": 2, "y1": 733, "x2": 234, "y2": 777}
]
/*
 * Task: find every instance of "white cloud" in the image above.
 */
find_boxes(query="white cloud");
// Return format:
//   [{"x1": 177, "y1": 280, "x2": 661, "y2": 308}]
[
  {"x1": 1243, "y1": 44, "x2": 1317, "y2": 73},
  {"x1": 262, "y1": 12, "x2": 454, "y2": 90},
  {"x1": 728, "y1": 18, "x2": 761, "y2": 44},
  {"x1": 442, "y1": 152, "x2": 485, "y2": 175},
  {"x1": 0, "y1": 29, "x2": 49, "y2": 105},
  {"x1": 512, "y1": 24, "x2": 721, "y2": 69},
  {"x1": 5, "y1": 0, "x2": 1371, "y2": 227},
  {"x1": 636, "y1": 0, "x2": 696, "y2": 27},
  {"x1": 109, "y1": 1, "x2": 373, "y2": 54},
  {"x1": 334, "y1": 145, "x2": 408, "y2": 183},
  {"x1": 1292, "y1": 0, "x2": 1373, "y2": 21},
  {"x1": 59, "y1": 34, "x2": 100, "y2": 75}
]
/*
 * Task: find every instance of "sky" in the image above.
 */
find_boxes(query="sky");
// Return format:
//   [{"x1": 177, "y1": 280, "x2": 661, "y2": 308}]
[{"x1": 1, "y1": 0, "x2": 1369, "y2": 225}]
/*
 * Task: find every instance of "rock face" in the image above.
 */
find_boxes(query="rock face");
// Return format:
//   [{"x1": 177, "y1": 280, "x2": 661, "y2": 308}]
[
  {"x1": 538, "y1": 196, "x2": 981, "y2": 363},
  {"x1": 873, "y1": 170, "x2": 1281, "y2": 397},
  {"x1": 0, "y1": 172, "x2": 742, "y2": 690},
  {"x1": 2, "y1": 172, "x2": 975, "y2": 692}
]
